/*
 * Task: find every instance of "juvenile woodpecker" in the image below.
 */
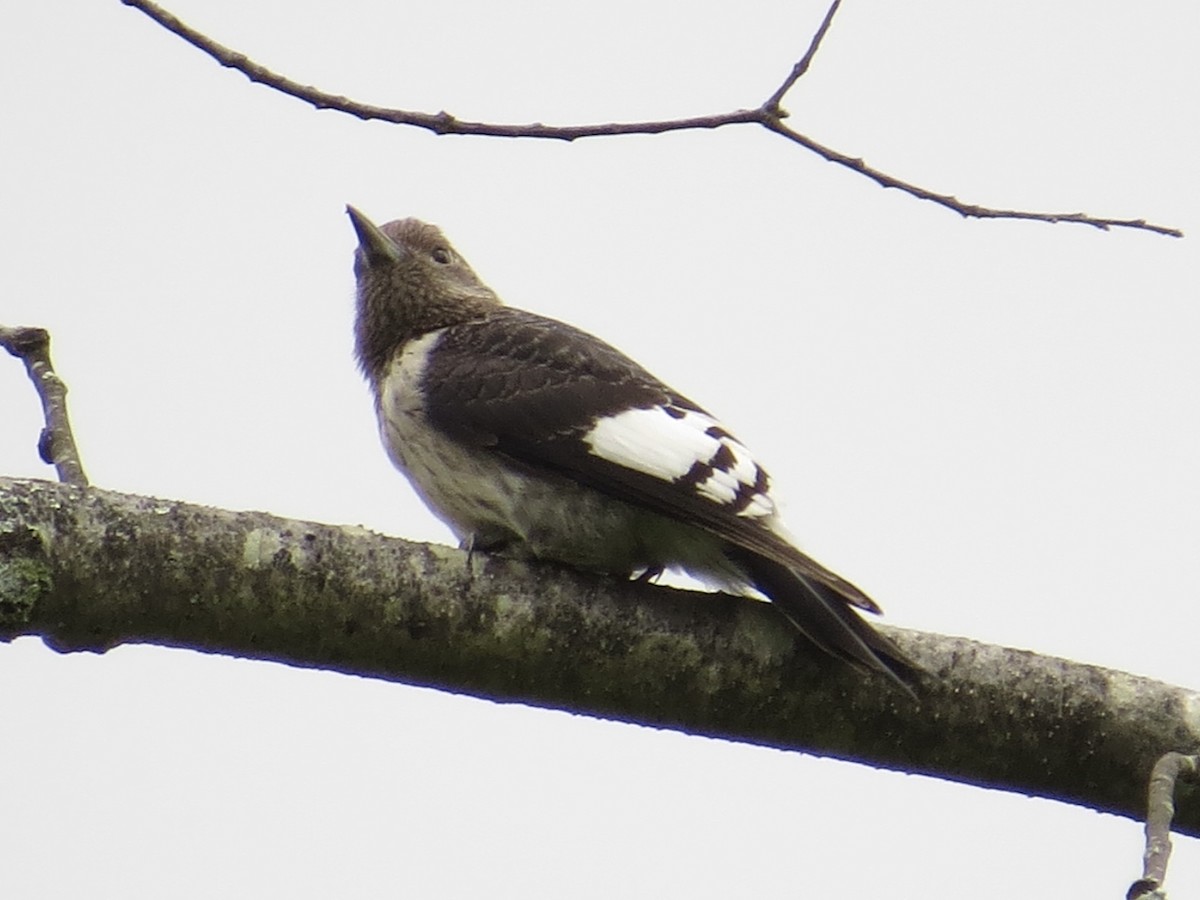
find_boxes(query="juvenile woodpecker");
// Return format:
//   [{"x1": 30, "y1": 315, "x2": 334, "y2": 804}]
[{"x1": 348, "y1": 207, "x2": 917, "y2": 692}]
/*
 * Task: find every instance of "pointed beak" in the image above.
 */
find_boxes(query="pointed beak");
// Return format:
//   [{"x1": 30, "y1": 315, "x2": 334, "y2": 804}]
[{"x1": 346, "y1": 205, "x2": 402, "y2": 265}]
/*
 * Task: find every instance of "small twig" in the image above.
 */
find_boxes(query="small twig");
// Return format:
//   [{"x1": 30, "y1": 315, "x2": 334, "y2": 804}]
[
  {"x1": 120, "y1": 0, "x2": 763, "y2": 138},
  {"x1": 119, "y1": 0, "x2": 1182, "y2": 238},
  {"x1": 0, "y1": 325, "x2": 89, "y2": 487},
  {"x1": 1128, "y1": 752, "x2": 1199, "y2": 900},
  {"x1": 763, "y1": 0, "x2": 842, "y2": 112},
  {"x1": 763, "y1": 120, "x2": 1184, "y2": 236}
]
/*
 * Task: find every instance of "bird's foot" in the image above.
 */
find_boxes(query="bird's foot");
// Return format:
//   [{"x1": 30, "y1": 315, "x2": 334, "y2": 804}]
[{"x1": 634, "y1": 565, "x2": 665, "y2": 584}]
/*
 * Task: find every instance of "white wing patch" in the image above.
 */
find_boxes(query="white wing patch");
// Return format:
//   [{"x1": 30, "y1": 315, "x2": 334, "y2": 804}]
[
  {"x1": 583, "y1": 405, "x2": 776, "y2": 519},
  {"x1": 584, "y1": 407, "x2": 713, "y2": 481}
]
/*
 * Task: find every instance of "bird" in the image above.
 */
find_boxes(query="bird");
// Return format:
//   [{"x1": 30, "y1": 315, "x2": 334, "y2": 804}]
[{"x1": 347, "y1": 206, "x2": 919, "y2": 694}]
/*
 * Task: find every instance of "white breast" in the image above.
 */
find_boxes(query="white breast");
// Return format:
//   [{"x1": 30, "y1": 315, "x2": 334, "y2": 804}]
[
  {"x1": 376, "y1": 329, "x2": 520, "y2": 542},
  {"x1": 375, "y1": 331, "x2": 644, "y2": 572}
]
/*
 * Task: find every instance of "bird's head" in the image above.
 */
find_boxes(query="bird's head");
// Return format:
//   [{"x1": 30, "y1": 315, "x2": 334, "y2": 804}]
[{"x1": 347, "y1": 206, "x2": 501, "y2": 383}]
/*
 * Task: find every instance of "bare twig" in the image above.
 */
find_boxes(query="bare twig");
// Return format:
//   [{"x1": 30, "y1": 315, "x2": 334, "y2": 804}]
[
  {"x1": 763, "y1": 0, "x2": 843, "y2": 112},
  {"x1": 764, "y1": 121, "x2": 1183, "y2": 235},
  {"x1": 120, "y1": 0, "x2": 763, "y2": 138},
  {"x1": 0, "y1": 326, "x2": 89, "y2": 487},
  {"x1": 119, "y1": 0, "x2": 1182, "y2": 238},
  {"x1": 1128, "y1": 752, "x2": 1200, "y2": 900}
]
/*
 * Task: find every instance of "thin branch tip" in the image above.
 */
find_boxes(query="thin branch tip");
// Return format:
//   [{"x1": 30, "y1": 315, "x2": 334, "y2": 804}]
[
  {"x1": 763, "y1": 0, "x2": 843, "y2": 111},
  {"x1": 0, "y1": 324, "x2": 89, "y2": 487},
  {"x1": 1129, "y1": 752, "x2": 1199, "y2": 899}
]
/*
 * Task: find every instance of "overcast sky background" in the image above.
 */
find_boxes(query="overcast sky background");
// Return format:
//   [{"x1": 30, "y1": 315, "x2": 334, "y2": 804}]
[{"x1": 2, "y1": 1, "x2": 1197, "y2": 897}]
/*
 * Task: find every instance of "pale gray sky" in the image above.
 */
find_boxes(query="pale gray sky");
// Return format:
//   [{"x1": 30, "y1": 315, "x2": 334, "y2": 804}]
[{"x1": 2, "y1": 1, "x2": 1197, "y2": 897}]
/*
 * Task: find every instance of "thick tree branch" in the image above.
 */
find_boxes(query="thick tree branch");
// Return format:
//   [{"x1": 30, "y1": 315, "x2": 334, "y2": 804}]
[
  {"x1": 2, "y1": 477, "x2": 1197, "y2": 834},
  {"x1": 118, "y1": 0, "x2": 1182, "y2": 238}
]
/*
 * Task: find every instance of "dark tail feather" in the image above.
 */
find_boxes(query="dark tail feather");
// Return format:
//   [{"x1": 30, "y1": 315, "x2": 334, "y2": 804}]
[{"x1": 738, "y1": 553, "x2": 923, "y2": 698}]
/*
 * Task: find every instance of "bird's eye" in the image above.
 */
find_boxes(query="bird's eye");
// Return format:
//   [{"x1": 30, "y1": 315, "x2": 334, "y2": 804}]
[{"x1": 431, "y1": 247, "x2": 452, "y2": 265}]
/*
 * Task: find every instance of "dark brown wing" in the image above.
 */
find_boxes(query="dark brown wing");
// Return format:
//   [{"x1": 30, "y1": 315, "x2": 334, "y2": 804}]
[
  {"x1": 420, "y1": 309, "x2": 920, "y2": 691},
  {"x1": 422, "y1": 310, "x2": 874, "y2": 603}
]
